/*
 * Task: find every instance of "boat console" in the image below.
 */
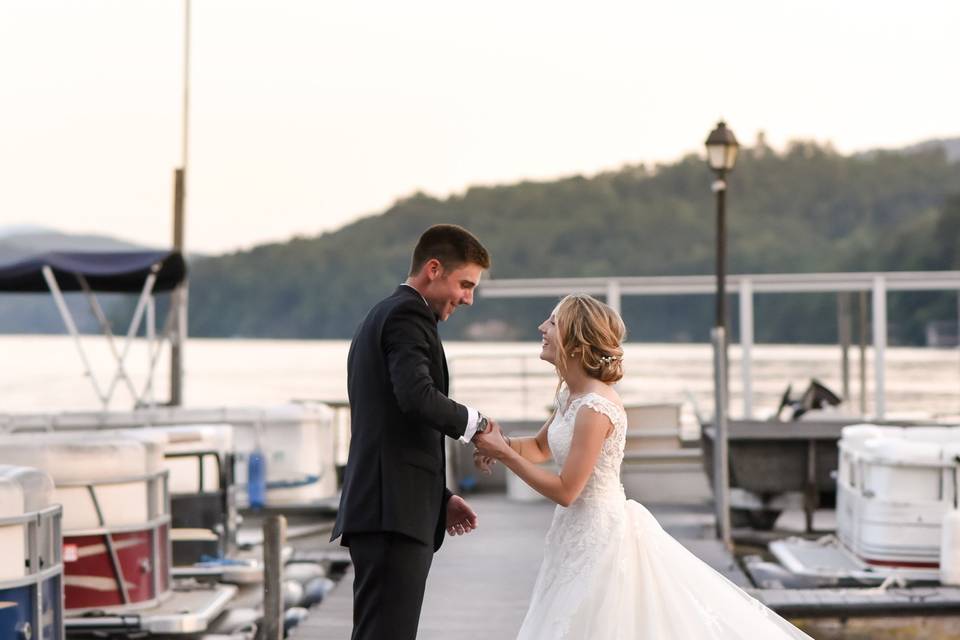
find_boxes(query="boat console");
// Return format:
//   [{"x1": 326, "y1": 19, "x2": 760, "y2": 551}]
[{"x1": 837, "y1": 423, "x2": 960, "y2": 568}]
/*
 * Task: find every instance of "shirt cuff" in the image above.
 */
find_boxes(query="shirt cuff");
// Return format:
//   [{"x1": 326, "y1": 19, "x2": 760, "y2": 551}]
[{"x1": 459, "y1": 406, "x2": 480, "y2": 444}]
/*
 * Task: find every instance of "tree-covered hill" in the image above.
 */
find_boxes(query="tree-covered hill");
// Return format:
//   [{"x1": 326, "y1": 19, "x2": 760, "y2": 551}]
[{"x1": 184, "y1": 139, "x2": 960, "y2": 345}]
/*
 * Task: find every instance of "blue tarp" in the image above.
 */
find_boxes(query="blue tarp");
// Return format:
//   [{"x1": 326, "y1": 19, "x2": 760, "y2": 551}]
[{"x1": 0, "y1": 250, "x2": 186, "y2": 293}]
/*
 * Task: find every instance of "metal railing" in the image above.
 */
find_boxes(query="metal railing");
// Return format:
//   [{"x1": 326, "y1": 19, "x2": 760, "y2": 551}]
[
  {"x1": 448, "y1": 351, "x2": 558, "y2": 420},
  {"x1": 480, "y1": 270, "x2": 960, "y2": 421},
  {"x1": 57, "y1": 470, "x2": 171, "y2": 610},
  {"x1": 0, "y1": 504, "x2": 64, "y2": 640}
]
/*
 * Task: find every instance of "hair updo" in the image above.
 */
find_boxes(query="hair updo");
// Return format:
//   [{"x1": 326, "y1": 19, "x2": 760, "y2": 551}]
[{"x1": 553, "y1": 294, "x2": 626, "y2": 384}]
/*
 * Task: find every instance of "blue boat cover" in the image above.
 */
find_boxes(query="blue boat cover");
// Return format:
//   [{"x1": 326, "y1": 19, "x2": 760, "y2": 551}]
[{"x1": 0, "y1": 250, "x2": 186, "y2": 293}]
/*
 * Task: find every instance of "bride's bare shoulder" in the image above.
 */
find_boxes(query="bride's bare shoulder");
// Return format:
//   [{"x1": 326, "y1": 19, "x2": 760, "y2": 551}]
[{"x1": 588, "y1": 384, "x2": 622, "y2": 408}]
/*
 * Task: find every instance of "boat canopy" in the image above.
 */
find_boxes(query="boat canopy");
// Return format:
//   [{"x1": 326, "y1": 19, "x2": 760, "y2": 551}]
[
  {"x1": 0, "y1": 250, "x2": 186, "y2": 293},
  {"x1": 0, "y1": 249, "x2": 188, "y2": 410}
]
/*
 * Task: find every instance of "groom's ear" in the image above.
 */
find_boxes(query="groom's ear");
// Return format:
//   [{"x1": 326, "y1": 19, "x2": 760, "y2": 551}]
[{"x1": 424, "y1": 258, "x2": 444, "y2": 282}]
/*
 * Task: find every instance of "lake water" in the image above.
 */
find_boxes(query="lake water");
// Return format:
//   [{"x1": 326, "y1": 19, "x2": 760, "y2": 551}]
[{"x1": 3, "y1": 335, "x2": 960, "y2": 426}]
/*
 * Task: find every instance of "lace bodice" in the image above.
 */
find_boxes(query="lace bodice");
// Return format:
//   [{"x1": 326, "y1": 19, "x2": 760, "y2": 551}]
[{"x1": 547, "y1": 388, "x2": 628, "y2": 503}]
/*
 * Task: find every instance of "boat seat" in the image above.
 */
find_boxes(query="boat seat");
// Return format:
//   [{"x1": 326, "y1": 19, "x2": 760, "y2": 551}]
[
  {"x1": 0, "y1": 465, "x2": 55, "y2": 580},
  {"x1": 901, "y1": 425, "x2": 960, "y2": 444},
  {"x1": 840, "y1": 424, "x2": 904, "y2": 450},
  {"x1": 0, "y1": 432, "x2": 162, "y2": 530}
]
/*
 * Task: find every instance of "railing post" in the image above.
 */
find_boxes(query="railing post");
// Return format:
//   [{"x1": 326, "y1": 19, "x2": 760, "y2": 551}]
[
  {"x1": 606, "y1": 279, "x2": 622, "y2": 315},
  {"x1": 872, "y1": 277, "x2": 887, "y2": 419},
  {"x1": 738, "y1": 278, "x2": 754, "y2": 419},
  {"x1": 859, "y1": 291, "x2": 868, "y2": 416},
  {"x1": 838, "y1": 292, "x2": 852, "y2": 403}
]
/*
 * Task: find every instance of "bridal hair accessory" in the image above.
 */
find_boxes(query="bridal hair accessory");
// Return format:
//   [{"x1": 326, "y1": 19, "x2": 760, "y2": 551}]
[{"x1": 599, "y1": 355, "x2": 622, "y2": 364}]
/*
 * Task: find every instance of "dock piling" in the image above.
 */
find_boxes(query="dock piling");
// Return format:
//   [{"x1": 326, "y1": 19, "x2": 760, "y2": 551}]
[{"x1": 260, "y1": 515, "x2": 287, "y2": 640}]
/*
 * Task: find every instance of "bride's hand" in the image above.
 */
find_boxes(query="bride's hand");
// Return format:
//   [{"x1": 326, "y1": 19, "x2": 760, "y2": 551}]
[{"x1": 474, "y1": 422, "x2": 511, "y2": 461}]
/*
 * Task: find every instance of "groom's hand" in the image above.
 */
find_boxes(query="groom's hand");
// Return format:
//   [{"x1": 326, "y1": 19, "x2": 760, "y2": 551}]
[
  {"x1": 446, "y1": 494, "x2": 478, "y2": 536},
  {"x1": 470, "y1": 414, "x2": 494, "y2": 444}
]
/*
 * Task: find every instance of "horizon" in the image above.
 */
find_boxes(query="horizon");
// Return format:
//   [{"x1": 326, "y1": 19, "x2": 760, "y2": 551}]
[{"x1": 1, "y1": 1, "x2": 958, "y2": 254}]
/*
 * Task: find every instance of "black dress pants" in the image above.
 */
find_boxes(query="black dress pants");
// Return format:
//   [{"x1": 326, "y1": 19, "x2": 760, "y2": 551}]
[{"x1": 348, "y1": 531, "x2": 434, "y2": 640}]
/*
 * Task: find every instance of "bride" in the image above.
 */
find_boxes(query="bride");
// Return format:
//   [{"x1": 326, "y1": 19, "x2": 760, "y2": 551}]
[{"x1": 473, "y1": 294, "x2": 812, "y2": 639}]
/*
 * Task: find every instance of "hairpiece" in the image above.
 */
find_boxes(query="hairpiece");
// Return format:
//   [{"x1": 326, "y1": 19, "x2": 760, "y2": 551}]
[{"x1": 599, "y1": 355, "x2": 622, "y2": 365}]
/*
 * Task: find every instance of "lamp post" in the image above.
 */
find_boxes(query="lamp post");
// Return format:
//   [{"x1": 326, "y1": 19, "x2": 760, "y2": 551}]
[
  {"x1": 705, "y1": 120, "x2": 738, "y2": 550},
  {"x1": 705, "y1": 121, "x2": 739, "y2": 338}
]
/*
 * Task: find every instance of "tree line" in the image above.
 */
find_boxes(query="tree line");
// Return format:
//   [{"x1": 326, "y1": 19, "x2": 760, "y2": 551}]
[
  {"x1": 6, "y1": 140, "x2": 959, "y2": 345},
  {"x1": 184, "y1": 140, "x2": 960, "y2": 346}
]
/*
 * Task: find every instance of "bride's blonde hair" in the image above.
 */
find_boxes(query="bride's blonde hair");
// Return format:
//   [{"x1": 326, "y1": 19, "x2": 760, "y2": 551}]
[{"x1": 553, "y1": 294, "x2": 626, "y2": 385}]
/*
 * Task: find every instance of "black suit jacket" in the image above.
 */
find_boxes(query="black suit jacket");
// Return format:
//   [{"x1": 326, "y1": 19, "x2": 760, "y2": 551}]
[{"x1": 331, "y1": 285, "x2": 469, "y2": 551}]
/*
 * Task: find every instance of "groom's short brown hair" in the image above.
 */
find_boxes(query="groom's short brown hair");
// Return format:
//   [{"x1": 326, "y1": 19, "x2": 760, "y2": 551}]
[{"x1": 409, "y1": 224, "x2": 491, "y2": 275}]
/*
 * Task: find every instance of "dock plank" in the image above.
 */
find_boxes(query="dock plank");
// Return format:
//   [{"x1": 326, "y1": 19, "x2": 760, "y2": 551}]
[{"x1": 754, "y1": 586, "x2": 960, "y2": 617}]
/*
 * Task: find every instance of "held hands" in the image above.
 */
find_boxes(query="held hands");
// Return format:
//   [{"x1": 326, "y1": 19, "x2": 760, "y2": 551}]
[
  {"x1": 446, "y1": 494, "x2": 478, "y2": 536},
  {"x1": 473, "y1": 420, "x2": 511, "y2": 464},
  {"x1": 472, "y1": 418, "x2": 509, "y2": 476}
]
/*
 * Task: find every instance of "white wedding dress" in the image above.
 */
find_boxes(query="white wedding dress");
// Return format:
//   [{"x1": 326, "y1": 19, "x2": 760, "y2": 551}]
[{"x1": 516, "y1": 390, "x2": 812, "y2": 640}]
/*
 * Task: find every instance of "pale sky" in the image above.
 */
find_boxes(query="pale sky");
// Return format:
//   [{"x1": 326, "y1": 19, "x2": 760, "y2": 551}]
[{"x1": 1, "y1": 1, "x2": 957, "y2": 254}]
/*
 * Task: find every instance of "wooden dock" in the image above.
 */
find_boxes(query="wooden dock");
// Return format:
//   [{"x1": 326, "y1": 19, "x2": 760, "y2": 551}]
[
  {"x1": 292, "y1": 493, "x2": 734, "y2": 639},
  {"x1": 289, "y1": 493, "x2": 960, "y2": 639}
]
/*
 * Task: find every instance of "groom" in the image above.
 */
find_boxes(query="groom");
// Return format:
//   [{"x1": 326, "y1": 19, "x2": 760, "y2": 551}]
[{"x1": 331, "y1": 224, "x2": 494, "y2": 640}]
